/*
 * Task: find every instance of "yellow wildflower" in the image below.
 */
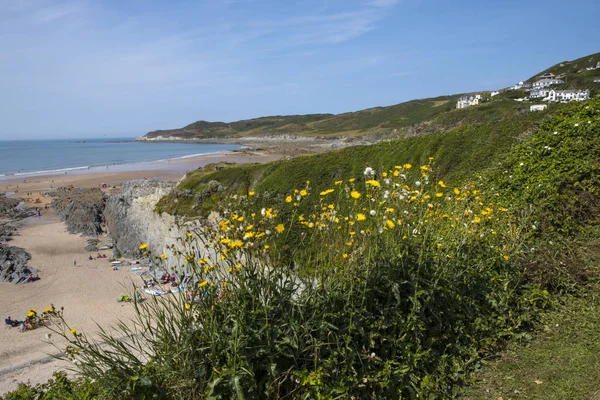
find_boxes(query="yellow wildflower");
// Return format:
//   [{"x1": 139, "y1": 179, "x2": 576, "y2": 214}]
[
  {"x1": 138, "y1": 243, "x2": 148, "y2": 250},
  {"x1": 300, "y1": 189, "x2": 308, "y2": 197},
  {"x1": 438, "y1": 180, "x2": 446, "y2": 188},
  {"x1": 275, "y1": 224, "x2": 285, "y2": 233},
  {"x1": 186, "y1": 232, "x2": 193, "y2": 238},
  {"x1": 403, "y1": 163, "x2": 412, "y2": 169},
  {"x1": 229, "y1": 240, "x2": 244, "y2": 248},
  {"x1": 236, "y1": 263, "x2": 242, "y2": 269},
  {"x1": 435, "y1": 192, "x2": 443, "y2": 198},
  {"x1": 365, "y1": 180, "x2": 381, "y2": 188},
  {"x1": 349, "y1": 178, "x2": 356, "y2": 183},
  {"x1": 264, "y1": 244, "x2": 270, "y2": 249},
  {"x1": 285, "y1": 195, "x2": 292, "y2": 203},
  {"x1": 160, "y1": 253, "x2": 167, "y2": 260},
  {"x1": 453, "y1": 188, "x2": 460, "y2": 195},
  {"x1": 386, "y1": 220, "x2": 395, "y2": 229},
  {"x1": 185, "y1": 303, "x2": 191, "y2": 310},
  {"x1": 343, "y1": 253, "x2": 348, "y2": 259},
  {"x1": 335, "y1": 180, "x2": 343, "y2": 185},
  {"x1": 320, "y1": 189, "x2": 334, "y2": 196},
  {"x1": 70, "y1": 328, "x2": 77, "y2": 335},
  {"x1": 351, "y1": 190, "x2": 361, "y2": 199},
  {"x1": 248, "y1": 191, "x2": 255, "y2": 196},
  {"x1": 44, "y1": 307, "x2": 51, "y2": 313},
  {"x1": 27, "y1": 311, "x2": 34, "y2": 317},
  {"x1": 199, "y1": 281, "x2": 208, "y2": 287},
  {"x1": 356, "y1": 213, "x2": 366, "y2": 221}
]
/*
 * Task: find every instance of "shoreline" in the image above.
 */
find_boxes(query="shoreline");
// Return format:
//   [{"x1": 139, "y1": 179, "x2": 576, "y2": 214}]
[
  {"x1": 1, "y1": 151, "x2": 282, "y2": 193},
  {"x1": 0, "y1": 149, "x2": 283, "y2": 395}
]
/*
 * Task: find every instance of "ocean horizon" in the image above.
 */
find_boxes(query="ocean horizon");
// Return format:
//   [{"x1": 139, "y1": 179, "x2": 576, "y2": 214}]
[{"x1": 0, "y1": 138, "x2": 242, "y2": 178}]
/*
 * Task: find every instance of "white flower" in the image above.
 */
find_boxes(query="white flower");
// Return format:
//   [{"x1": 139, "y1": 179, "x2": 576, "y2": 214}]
[
  {"x1": 265, "y1": 230, "x2": 271, "y2": 235},
  {"x1": 261, "y1": 208, "x2": 266, "y2": 216},
  {"x1": 383, "y1": 190, "x2": 389, "y2": 199},
  {"x1": 519, "y1": 162, "x2": 524, "y2": 166},
  {"x1": 574, "y1": 123, "x2": 579, "y2": 127},
  {"x1": 363, "y1": 167, "x2": 375, "y2": 177},
  {"x1": 553, "y1": 131, "x2": 558, "y2": 135},
  {"x1": 384, "y1": 179, "x2": 390, "y2": 185},
  {"x1": 369, "y1": 210, "x2": 376, "y2": 216},
  {"x1": 400, "y1": 174, "x2": 406, "y2": 179},
  {"x1": 415, "y1": 181, "x2": 421, "y2": 187}
]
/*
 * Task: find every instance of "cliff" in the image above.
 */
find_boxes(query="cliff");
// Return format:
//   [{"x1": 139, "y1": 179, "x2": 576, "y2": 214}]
[{"x1": 104, "y1": 180, "x2": 178, "y2": 260}]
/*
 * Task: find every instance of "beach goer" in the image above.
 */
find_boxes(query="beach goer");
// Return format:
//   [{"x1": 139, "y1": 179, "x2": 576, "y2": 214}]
[
  {"x1": 73, "y1": 259, "x2": 77, "y2": 267},
  {"x1": 88, "y1": 255, "x2": 94, "y2": 261}
]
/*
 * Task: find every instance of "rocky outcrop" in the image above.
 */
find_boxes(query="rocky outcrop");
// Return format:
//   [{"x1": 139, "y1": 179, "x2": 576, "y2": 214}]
[
  {"x1": 0, "y1": 245, "x2": 39, "y2": 284},
  {"x1": 0, "y1": 194, "x2": 34, "y2": 220},
  {"x1": 104, "y1": 180, "x2": 177, "y2": 258},
  {"x1": 51, "y1": 187, "x2": 106, "y2": 235}
]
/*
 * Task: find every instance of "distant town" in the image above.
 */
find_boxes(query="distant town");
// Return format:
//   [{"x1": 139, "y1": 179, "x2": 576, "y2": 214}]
[{"x1": 457, "y1": 61, "x2": 599, "y2": 112}]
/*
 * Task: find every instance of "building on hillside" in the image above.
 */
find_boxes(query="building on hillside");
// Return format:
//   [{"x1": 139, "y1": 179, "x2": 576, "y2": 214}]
[
  {"x1": 511, "y1": 81, "x2": 532, "y2": 90},
  {"x1": 529, "y1": 88, "x2": 552, "y2": 99},
  {"x1": 456, "y1": 94, "x2": 481, "y2": 109},
  {"x1": 586, "y1": 62, "x2": 600, "y2": 71},
  {"x1": 530, "y1": 104, "x2": 548, "y2": 112},
  {"x1": 545, "y1": 89, "x2": 590, "y2": 102},
  {"x1": 532, "y1": 78, "x2": 564, "y2": 88},
  {"x1": 490, "y1": 91, "x2": 500, "y2": 97},
  {"x1": 539, "y1": 72, "x2": 556, "y2": 79}
]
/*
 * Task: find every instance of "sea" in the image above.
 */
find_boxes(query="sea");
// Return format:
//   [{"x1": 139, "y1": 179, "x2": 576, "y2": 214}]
[{"x1": 0, "y1": 138, "x2": 242, "y2": 178}]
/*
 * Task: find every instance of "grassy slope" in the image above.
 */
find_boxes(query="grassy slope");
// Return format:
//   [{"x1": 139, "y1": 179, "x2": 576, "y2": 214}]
[
  {"x1": 145, "y1": 95, "x2": 461, "y2": 139},
  {"x1": 143, "y1": 52, "x2": 600, "y2": 141},
  {"x1": 156, "y1": 99, "x2": 548, "y2": 217},
  {"x1": 462, "y1": 283, "x2": 600, "y2": 400},
  {"x1": 528, "y1": 51, "x2": 600, "y2": 94}
]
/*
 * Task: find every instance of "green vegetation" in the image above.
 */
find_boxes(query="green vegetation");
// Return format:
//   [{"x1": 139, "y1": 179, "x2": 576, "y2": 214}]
[
  {"x1": 528, "y1": 52, "x2": 600, "y2": 81},
  {"x1": 4, "y1": 97, "x2": 599, "y2": 399},
  {"x1": 144, "y1": 95, "x2": 462, "y2": 140},
  {"x1": 156, "y1": 99, "x2": 547, "y2": 217},
  {"x1": 142, "y1": 52, "x2": 600, "y2": 142},
  {"x1": 462, "y1": 283, "x2": 600, "y2": 400}
]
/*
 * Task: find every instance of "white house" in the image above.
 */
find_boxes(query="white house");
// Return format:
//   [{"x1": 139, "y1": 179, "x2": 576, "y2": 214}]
[
  {"x1": 511, "y1": 81, "x2": 532, "y2": 90},
  {"x1": 545, "y1": 89, "x2": 590, "y2": 102},
  {"x1": 594, "y1": 79, "x2": 600, "y2": 83},
  {"x1": 529, "y1": 88, "x2": 552, "y2": 99},
  {"x1": 530, "y1": 104, "x2": 548, "y2": 112},
  {"x1": 490, "y1": 91, "x2": 500, "y2": 97},
  {"x1": 539, "y1": 72, "x2": 556, "y2": 79},
  {"x1": 532, "y1": 78, "x2": 564, "y2": 88},
  {"x1": 456, "y1": 94, "x2": 482, "y2": 109}
]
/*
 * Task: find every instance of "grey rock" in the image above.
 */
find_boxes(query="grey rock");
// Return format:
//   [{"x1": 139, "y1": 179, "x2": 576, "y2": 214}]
[
  {"x1": 104, "y1": 179, "x2": 175, "y2": 257},
  {"x1": 51, "y1": 187, "x2": 106, "y2": 235}
]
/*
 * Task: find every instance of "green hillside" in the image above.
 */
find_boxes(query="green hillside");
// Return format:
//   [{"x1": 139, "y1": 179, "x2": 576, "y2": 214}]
[
  {"x1": 143, "y1": 95, "x2": 461, "y2": 140},
  {"x1": 527, "y1": 51, "x2": 600, "y2": 91},
  {"x1": 141, "y1": 52, "x2": 599, "y2": 142}
]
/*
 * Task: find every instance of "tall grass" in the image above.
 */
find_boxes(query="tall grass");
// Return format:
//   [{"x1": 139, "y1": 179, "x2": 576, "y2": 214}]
[{"x1": 42, "y1": 162, "x2": 543, "y2": 399}]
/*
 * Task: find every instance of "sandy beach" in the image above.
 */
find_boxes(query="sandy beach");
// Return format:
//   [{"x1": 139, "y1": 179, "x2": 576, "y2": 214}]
[{"x1": 0, "y1": 151, "x2": 282, "y2": 395}]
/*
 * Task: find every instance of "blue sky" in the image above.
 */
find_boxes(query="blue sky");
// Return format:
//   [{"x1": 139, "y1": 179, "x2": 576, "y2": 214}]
[{"x1": 0, "y1": 0, "x2": 598, "y2": 139}]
